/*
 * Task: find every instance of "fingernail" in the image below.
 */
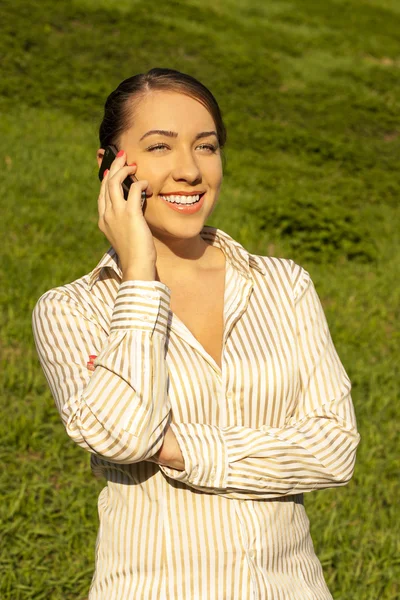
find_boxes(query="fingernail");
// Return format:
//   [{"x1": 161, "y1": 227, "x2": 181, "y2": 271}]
[
  {"x1": 128, "y1": 162, "x2": 137, "y2": 166},
  {"x1": 103, "y1": 169, "x2": 109, "y2": 177},
  {"x1": 116, "y1": 150, "x2": 124, "y2": 157}
]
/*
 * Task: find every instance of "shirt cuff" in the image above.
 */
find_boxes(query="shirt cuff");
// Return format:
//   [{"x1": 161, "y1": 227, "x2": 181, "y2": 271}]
[
  {"x1": 159, "y1": 422, "x2": 228, "y2": 489},
  {"x1": 110, "y1": 280, "x2": 171, "y2": 334}
]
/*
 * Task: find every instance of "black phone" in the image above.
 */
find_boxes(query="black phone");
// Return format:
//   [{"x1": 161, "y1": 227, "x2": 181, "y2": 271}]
[{"x1": 98, "y1": 145, "x2": 146, "y2": 207}]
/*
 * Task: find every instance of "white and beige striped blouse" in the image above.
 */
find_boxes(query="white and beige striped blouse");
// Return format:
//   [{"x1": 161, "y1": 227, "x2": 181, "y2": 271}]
[{"x1": 32, "y1": 226, "x2": 360, "y2": 599}]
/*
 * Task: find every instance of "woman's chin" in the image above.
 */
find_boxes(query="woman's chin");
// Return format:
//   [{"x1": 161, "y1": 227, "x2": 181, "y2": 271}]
[
  {"x1": 147, "y1": 210, "x2": 215, "y2": 241},
  {"x1": 149, "y1": 220, "x2": 208, "y2": 241}
]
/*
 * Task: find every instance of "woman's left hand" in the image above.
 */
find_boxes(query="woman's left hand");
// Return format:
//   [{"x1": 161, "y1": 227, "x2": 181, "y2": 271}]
[{"x1": 148, "y1": 426, "x2": 185, "y2": 470}]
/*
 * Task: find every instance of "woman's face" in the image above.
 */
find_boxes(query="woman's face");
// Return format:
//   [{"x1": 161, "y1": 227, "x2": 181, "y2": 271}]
[{"x1": 98, "y1": 90, "x2": 223, "y2": 242}]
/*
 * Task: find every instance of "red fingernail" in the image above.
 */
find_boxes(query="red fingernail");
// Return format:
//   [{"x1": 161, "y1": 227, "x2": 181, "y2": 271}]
[
  {"x1": 116, "y1": 150, "x2": 124, "y2": 157},
  {"x1": 103, "y1": 169, "x2": 109, "y2": 177},
  {"x1": 128, "y1": 162, "x2": 137, "y2": 166},
  {"x1": 89, "y1": 355, "x2": 97, "y2": 360}
]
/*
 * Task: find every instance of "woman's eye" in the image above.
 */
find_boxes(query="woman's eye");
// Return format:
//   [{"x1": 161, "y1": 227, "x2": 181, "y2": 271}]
[
  {"x1": 198, "y1": 144, "x2": 217, "y2": 152},
  {"x1": 147, "y1": 144, "x2": 169, "y2": 152}
]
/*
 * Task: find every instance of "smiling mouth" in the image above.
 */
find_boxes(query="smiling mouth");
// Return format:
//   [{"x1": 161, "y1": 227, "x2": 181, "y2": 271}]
[{"x1": 159, "y1": 193, "x2": 205, "y2": 205}]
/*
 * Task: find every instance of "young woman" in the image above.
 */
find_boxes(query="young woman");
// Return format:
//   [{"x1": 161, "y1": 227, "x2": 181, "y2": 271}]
[{"x1": 32, "y1": 67, "x2": 360, "y2": 599}]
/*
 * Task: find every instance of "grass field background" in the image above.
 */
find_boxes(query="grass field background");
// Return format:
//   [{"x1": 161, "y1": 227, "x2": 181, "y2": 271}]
[{"x1": 1, "y1": 0, "x2": 399, "y2": 598}]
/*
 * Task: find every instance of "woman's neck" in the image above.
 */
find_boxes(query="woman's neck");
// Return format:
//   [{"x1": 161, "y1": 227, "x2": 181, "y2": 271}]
[{"x1": 152, "y1": 233, "x2": 224, "y2": 276}]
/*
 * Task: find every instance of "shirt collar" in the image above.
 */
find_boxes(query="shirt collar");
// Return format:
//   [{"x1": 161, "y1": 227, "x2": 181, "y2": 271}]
[
  {"x1": 88, "y1": 246, "x2": 121, "y2": 290},
  {"x1": 87, "y1": 226, "x2": 266, "y2": 290},
  {"x1": 199, "y1": 226, "x2": 266, "y2": 279}
]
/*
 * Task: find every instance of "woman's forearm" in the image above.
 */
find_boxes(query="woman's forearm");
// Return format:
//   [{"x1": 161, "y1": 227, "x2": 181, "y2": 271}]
[
  {"x1": 149, "y1": 425, "x2": 185, "y2": 470},
  {"x1": 32, "y1": 280, "x2": 172, "y2": 464}
]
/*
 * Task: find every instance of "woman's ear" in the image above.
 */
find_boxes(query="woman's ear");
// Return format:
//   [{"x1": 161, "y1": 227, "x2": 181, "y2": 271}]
[{"x1": 96, "y1": 148, "x2": 105, "y2": 168}]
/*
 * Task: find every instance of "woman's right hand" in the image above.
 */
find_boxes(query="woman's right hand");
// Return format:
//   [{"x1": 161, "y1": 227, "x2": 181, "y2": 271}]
[{"x1": 98, "y1": 150, "x2": 157, "y2": 280}]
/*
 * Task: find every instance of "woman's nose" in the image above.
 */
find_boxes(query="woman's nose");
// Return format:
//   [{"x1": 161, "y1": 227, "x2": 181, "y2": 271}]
[{"x1": 171, "y1": 149, "x2": 202, "y2": 183}]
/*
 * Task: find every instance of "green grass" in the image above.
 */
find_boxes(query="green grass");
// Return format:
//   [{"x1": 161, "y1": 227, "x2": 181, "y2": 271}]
[{"x1": 1, "y1": 0, "x2": 399, "y2": 598}]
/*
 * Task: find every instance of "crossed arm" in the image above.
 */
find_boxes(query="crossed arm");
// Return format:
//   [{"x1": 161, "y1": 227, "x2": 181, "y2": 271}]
[{"x1": 32, "y1": 272, "x2": 360, "y2": 499}]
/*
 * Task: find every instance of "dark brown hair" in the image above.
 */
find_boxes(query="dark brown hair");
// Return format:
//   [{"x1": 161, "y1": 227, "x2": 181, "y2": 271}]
[{"x1": 99, "y1": 68, "x2": 227, "y2": 156}]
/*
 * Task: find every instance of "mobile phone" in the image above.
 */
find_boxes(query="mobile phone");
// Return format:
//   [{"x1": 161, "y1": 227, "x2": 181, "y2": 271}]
[{"x1": 98, "y1": 145, "x2": 146, "y2": 207}]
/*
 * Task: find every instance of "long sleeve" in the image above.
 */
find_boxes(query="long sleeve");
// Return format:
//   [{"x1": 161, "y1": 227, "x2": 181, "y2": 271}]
[
  {"x1": 159, "y1": 268, "x2": 361, "y2": 499},
  {"x1": 32, "y1": 280, "x2": 172, "y2": 463}
]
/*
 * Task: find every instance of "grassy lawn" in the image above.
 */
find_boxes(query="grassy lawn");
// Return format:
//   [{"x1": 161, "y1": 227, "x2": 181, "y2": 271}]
[{"x1": 1, "y1": 0, "x2": 399, "y2": 598}]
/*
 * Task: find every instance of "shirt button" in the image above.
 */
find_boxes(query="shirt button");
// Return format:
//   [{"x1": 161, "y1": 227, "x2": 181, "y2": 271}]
[
  {"x1": 211, "y1": 467, "x2": 216, "y2": 477},
  {"x1": 249, "y1": 551, "x2": 255, "y2": 559},
  {"x1": 141, "y1": 315, "x2": 149, "y2": 321},
  {"x1": 226, "y1": 391, "x2": 233, "y2": 399}
]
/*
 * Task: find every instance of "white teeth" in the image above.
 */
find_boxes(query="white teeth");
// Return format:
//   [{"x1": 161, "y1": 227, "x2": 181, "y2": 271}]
[{"x1": 161, "y1": 194, "x2": 201, "y2": 204}]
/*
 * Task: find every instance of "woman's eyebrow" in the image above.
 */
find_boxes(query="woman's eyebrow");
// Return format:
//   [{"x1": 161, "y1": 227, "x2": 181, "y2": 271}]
[{"x1": 139, "y1": 130, "x2": 218, "y2": 141}]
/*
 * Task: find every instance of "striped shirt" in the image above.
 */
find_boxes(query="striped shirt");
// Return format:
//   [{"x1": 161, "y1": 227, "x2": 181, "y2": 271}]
[{"x1": 32, "y1": 226, "x2": 360, "y2": 599}]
